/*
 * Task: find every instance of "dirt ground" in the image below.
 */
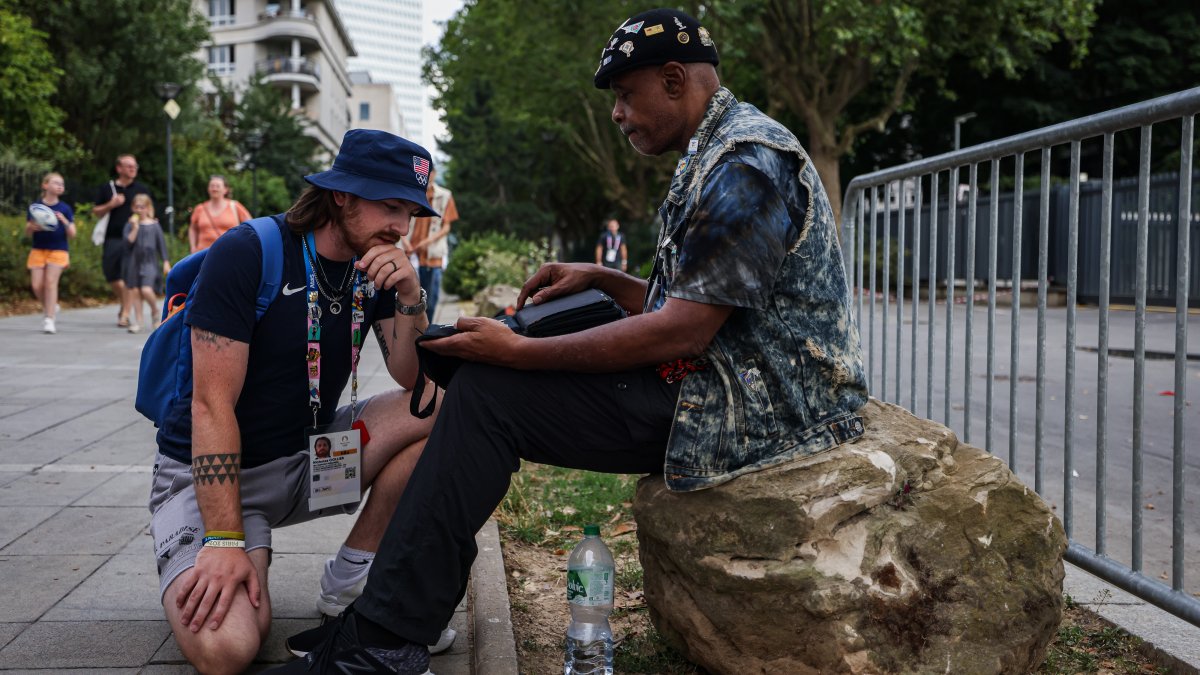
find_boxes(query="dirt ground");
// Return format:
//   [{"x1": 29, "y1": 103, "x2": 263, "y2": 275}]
[{"x1": 504, "y1": 537, "x2": 675, "y2": 675}]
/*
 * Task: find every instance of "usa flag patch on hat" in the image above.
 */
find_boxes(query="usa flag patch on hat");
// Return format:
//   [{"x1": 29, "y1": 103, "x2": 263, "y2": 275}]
[{"x1": 413, "y1": 156, "x2": 431, "y2": 185}]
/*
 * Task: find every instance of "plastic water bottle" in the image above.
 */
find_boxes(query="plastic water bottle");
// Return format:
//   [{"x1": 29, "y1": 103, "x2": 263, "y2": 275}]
[{"x1": 564, "y1": 524, "x2": 615, "y2": 675}]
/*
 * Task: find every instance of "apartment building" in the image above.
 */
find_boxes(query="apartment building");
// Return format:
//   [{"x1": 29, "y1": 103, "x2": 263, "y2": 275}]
[
  {"x1": 196, "y1": 0, "x2": 357, "y2": 155},
  {"x1": 349, "y1": 71, "x2": 403, "y2": 136},
  {"x1": 338, "y1": 0, "x2": 424, "y2": 142}
]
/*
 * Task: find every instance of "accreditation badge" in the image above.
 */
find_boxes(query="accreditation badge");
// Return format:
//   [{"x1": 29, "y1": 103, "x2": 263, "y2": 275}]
[{"x1": 307, "y1": 425, "x2": 362, "y2": 511}]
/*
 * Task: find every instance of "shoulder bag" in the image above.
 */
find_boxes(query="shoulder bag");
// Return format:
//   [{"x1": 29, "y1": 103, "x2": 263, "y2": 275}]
[
  {"x1": 91, "y1": 181, "x2": 115, "y2": 246},
  {"x1": 409, "y1": 288, "x2": 628, "y2": 418}
]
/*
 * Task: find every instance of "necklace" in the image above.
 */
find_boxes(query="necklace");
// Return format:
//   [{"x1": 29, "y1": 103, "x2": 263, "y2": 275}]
[{"x1": 302, "y1": 236, "x2": 353, "y2": 314}]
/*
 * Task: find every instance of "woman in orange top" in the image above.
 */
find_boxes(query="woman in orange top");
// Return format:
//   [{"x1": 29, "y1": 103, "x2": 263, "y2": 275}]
[{"x1": 188, "y1": 175, "x2": 251, "y2": 253}]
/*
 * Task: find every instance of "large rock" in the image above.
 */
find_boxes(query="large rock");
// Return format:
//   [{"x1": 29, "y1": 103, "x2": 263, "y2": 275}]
[
  {"x1": 473, "y1": 284, "x2": 520, "y2": 318},
  {"x1": 634, "y1": 399, "x2": 1066, "y2": 674}
]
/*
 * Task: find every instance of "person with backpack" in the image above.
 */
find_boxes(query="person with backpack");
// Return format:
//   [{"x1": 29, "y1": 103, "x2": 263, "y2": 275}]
[{"x1": 146, "y1": 130, "x2": 454, "y2": 675}]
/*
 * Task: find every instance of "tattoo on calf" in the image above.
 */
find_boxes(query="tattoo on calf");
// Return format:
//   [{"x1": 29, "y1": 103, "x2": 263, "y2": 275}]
[{"x1": 192, "y1": 453, "x2": 241, "y2": 485}]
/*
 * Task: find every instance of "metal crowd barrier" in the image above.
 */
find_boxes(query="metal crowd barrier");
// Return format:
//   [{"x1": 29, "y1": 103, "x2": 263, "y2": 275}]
[{"x1": 838, "y1": 87, "x2": 1200, "y2": 625}]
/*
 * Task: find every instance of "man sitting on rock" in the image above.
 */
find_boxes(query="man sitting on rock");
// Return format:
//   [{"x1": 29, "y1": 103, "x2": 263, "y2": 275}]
[{"x1": 271, "y1": 8, "x2": 868, "y2": 674}]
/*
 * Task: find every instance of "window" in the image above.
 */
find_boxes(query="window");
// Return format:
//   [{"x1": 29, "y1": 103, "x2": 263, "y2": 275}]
[
  {"x1": 207, "y1": 46, "x2": 235, "y2": 76},
  {"x1": 208, "y1": 0, "x2": 235, "y2": 26},
  {"x1": 359, "y1": 102, "x2": 371, "y2": 121}
]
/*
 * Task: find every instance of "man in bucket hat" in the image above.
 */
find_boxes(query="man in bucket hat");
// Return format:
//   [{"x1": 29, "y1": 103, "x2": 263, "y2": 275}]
[
  {"x1": 149, "y1": 130, "x2": 456, "y2": 675},
  {"x1": 272, "y1": 8, "x2": 866, "y2": 675}
]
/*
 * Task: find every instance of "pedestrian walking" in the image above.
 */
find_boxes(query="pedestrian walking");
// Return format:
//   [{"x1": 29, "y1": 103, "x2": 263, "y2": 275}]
[
  {"x1": 123, "y1": 194, "x2": 171, "y2": 333},
  {"x1": 26, "y1": 172, "x2": 76, "y2": 334},
  {"x1": 189, "y1": 175, "x2": 252, "y2": 253}
]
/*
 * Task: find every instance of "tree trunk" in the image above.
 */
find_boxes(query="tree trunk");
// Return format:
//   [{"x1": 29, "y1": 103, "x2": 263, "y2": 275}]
[{"x1": 808, "y1": 137, "x2": 844, "y2": 228}]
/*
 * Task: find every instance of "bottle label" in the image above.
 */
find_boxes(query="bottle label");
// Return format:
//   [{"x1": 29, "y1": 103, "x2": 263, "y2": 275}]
[{"x1": 567, "y1": 568, "x2": 613, "y2": 606}]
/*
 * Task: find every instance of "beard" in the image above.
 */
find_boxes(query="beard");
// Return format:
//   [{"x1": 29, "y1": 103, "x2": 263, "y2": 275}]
[{"x1": 331, "y1": 198, "x2": 372, "y2": 256}]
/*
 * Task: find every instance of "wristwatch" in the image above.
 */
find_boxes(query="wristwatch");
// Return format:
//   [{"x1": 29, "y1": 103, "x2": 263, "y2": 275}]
[{"x1": 395, "y1": 287, "x2": 428, "y2": 316}]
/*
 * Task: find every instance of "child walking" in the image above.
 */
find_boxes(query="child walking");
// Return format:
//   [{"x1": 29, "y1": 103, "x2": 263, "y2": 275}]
[
  {"x1": 123, "y1": 194, "x2": 171, "y2": 334},
  {"x1": 26, "y1": 172, "x2": 76, "y2": 334}
]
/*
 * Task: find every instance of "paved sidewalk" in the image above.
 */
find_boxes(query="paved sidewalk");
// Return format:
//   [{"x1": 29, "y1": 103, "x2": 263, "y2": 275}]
[{"x1": 0, "y1": 301, "x2": 517, "y2": 673}]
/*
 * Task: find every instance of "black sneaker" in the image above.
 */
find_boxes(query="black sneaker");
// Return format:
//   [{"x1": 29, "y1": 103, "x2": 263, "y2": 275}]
[
  {"x1": 288, "y1": 614, "x2": 456, "y2": 657},
  {"x1": 267, "y1": 608, "x2": 431, "y2": 675}
]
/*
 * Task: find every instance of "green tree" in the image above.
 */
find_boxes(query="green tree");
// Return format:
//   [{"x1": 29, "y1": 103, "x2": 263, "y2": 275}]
[
  {"x1": 844, "y1": 0, "x2": 1199, "y2": 183},
  {"x1": 707, "y1": 0, "x2": 1098, "y2": 219},
  {"x1": 231, "y1": 75, "x2": 322, "y2": 199},
  {"x1": 0, "y1": 2, "x2": 78, "y2": 162},
  {"x1": 12, "y1": 0, "x2": 208, "y2": 184},
  {"x1": 426, "y1": 0, "x2": 674, "y2": 260}
]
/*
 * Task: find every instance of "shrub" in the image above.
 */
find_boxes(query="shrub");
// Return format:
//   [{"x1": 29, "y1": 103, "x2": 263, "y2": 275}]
[
  {"x1": 1, "y1": 210, "x2": 189, "y2": 304},
  {"x1": 443, "y1": 233, "x2": 551, "y2": 298}
]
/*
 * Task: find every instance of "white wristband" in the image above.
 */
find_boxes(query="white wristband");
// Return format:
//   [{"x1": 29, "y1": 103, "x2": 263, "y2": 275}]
[{"x1": 203, "y1": 539, "x2": 246, "y2": 549}]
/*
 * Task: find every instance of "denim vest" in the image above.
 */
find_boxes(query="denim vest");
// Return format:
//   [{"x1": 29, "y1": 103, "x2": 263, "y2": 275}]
[{"x1": 651, "y1": 89, "x2": 868, "y2": 492}]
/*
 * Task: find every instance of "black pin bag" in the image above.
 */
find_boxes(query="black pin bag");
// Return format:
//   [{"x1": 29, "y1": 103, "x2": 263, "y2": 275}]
[{"x1": 409, "y1": 288, "x2": 628, "y2": 418}]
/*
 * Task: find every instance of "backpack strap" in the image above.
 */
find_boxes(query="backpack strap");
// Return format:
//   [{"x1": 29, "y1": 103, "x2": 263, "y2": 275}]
[{"x1": 248, "y1": 216, "x2": 285, "y2": 319}]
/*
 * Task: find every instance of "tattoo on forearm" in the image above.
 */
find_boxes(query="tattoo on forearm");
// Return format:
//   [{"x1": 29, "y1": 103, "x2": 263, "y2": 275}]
[
  {"x1": 193, "y1": 328, "x2": 234, "y2": 351},
  {"x1": 373, "y1": 322, "x2": 391, "y2": 360},
  {"x1": 192, "y1": 453, "x2": 241, "y2": 485}
]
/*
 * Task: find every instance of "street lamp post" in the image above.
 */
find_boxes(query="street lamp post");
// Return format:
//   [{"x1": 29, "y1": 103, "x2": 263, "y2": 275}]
[
  {"x1": 953, "y1": 112, "x2": 977, "y2": 151},
  {"x1": 245, "y1": 131, "x2": 264, "y2": 215},
  {"x1": 155, "y1": 82, "x2": 183, "y2": 236}
]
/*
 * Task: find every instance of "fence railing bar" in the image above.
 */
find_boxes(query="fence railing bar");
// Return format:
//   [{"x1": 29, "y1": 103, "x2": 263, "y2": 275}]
[
  {"x1": 1097, "y1": 132, "x2": 1114, "y2": 556},
  {"x1": 1036, "y1": 147, "x2": 1051, "y2": 495},
  {"x1": 883, "y1": 182, "x2": 892, "y2": 401},
  {"x1": 945, "y1": 166, "x2": 959, "y2": 426},
  {"x1": 911, "y1": 177, "x2": 923, "y2": 411},
  {"x1": 1133, "y1": 124, "x2": 1152, "y2": 572},
  {"x1": 1173, "y1": 115, "x2": 1193, "y2": 591},
  {"x1": 927, "y1": 173, "x2": 939, "y2": 420},
  {"x1": 1009, "y1": 153, "x2": 1024, "y2": 469},
  {"x1": 964, "y1": 163, "x2": 978, "y2": 443},
  {"x1": 897, "y1": 182, "x2": 907, "y2": 403},
  {"x1": 869, "y1": 187, "x2": 878, "y2": 395},
  {"x1": 986, "y1": 158, "x2": 1000, "y2": 454},
  {"x1": 840, "y1": 87, "x2": 1200, "y2": 198},
  {"x1": 1064, "y1": 140, "x2": 1081, "y2": 539},
  {"x1": 1066, "y1": 542, "x2": 1200, "y2": 626},
  {"x1": 856, "y1": 190, "x2": 865, "y2": 332}
]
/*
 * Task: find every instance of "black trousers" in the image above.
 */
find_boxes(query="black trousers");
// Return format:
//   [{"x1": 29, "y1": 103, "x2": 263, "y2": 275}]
[{"x1": 356, "y1": 362, "x2": 680, "y2": 644}]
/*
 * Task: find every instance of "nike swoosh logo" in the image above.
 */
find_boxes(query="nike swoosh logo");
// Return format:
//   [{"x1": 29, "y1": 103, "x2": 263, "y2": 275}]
[
  {"x1": 341, "y1": 556, "x2": 371, "y2": 566},
  {"x1": 282, "y1": 283, "x2": 304, "y2": 296}
]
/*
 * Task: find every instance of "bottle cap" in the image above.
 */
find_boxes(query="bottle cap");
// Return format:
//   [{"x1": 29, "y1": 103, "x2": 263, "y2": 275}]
[{"x1": 584, "y1": 524, "x2": 600, "y2": 536}]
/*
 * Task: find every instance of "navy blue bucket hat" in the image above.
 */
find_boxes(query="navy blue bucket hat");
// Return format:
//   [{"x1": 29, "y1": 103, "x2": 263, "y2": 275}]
[{"x1": 304, "y1": 129, "x2": 439, "y2": 217}]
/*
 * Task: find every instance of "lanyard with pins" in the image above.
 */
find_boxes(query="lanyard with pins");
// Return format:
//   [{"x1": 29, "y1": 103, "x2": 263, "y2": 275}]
[{"x1": 303, "y1": 231, "x2": 364, "y2": 428}]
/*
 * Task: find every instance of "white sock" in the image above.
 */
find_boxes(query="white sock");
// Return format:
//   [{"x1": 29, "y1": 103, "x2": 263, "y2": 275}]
[{"x1": 322, "y1": 544, "x2": 374, "y2": 595}]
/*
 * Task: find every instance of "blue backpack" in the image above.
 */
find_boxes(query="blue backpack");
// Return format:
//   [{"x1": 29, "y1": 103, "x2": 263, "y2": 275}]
[{"x1": 135, "y1": 216, "x2": 285, "y2": 427}]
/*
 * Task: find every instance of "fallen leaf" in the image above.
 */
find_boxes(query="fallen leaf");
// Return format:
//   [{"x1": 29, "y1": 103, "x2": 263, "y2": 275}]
[
  {"x1": 607, "y1": 512, "x2": 621, "y2": 524},
  {"x1": 613, "y1": 522, "x2": 637, "y2": 536},
  {"x1": 1145, "y1": 504, "x2": 1156, "y2": 510},
  {"x1": 1159, "y1": 572, "x2": 1169, "y2": 580},
  {"x1": 553, "y1": 549, "x2": 567, "y2": 556},
  {"x1": 605, "y1": 504, "x2": 615, "y2": 512},
  {"x1": 1159, "y1": 390, "x2": 1175, "y2": 396},
  {"x1": 621, "y1": 501, "x2": 633, "y2": 508},
  {"x1": 562, "y1": 525, "x2": 582, "y2": 533},
  {"x1": 559, "y1": 506, "x2": 577, "y2": 516}
]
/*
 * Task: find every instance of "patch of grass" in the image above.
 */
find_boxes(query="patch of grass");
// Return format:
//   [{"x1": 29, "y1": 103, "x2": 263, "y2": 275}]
[
  {"x1": 1037, "y1": 598, "x2": 1167, "y2": 674},
  {"x1": 615, "y1": 623, "x2": 702, "y2": 675},
  {"x1": 495, "y1": 462, "x2": 640, "y2": 548}
]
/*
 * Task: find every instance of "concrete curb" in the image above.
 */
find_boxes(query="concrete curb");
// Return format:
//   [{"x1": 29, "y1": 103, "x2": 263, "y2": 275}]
[{"x1": 470, "y1": 519, "x2": 519, "y2": 675}]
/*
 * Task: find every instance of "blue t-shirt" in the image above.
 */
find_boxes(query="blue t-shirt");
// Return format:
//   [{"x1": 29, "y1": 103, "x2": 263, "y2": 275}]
[
  {"x1": 156, "y1": 217, "x2": 398, "y2": 468},
  {"x1": 28, "y1": 200, "x2": 74, "y2": 251}
]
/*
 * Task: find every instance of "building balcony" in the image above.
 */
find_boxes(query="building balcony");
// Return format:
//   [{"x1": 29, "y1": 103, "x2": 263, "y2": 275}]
[{"x1": 257, "y1": 57, "x2": 321, "y2": 92}]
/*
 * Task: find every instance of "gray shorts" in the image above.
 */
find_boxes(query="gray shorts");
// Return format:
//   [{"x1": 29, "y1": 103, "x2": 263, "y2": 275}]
[{"x1": 149, "y1": 405, "x2": 364, "y2": 600}]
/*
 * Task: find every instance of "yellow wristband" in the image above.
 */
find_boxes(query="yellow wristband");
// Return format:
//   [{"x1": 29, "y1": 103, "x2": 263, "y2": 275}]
[{"x1": 205, "y1": 530, "x2": 245, "y2": 540}]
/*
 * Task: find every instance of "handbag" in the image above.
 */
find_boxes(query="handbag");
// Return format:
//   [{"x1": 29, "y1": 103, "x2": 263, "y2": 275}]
[
  {"x1": 409, "y1": 288, "x2": 628, "y2": 418},
  {"x1": 91, "y1": 181, "x2": 114, "y2": 246}
]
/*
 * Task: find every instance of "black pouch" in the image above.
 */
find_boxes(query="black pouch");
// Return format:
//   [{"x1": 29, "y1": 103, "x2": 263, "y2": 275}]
[{"x1": 409, "y1": 289, "x2": 627, "y2": 418}]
